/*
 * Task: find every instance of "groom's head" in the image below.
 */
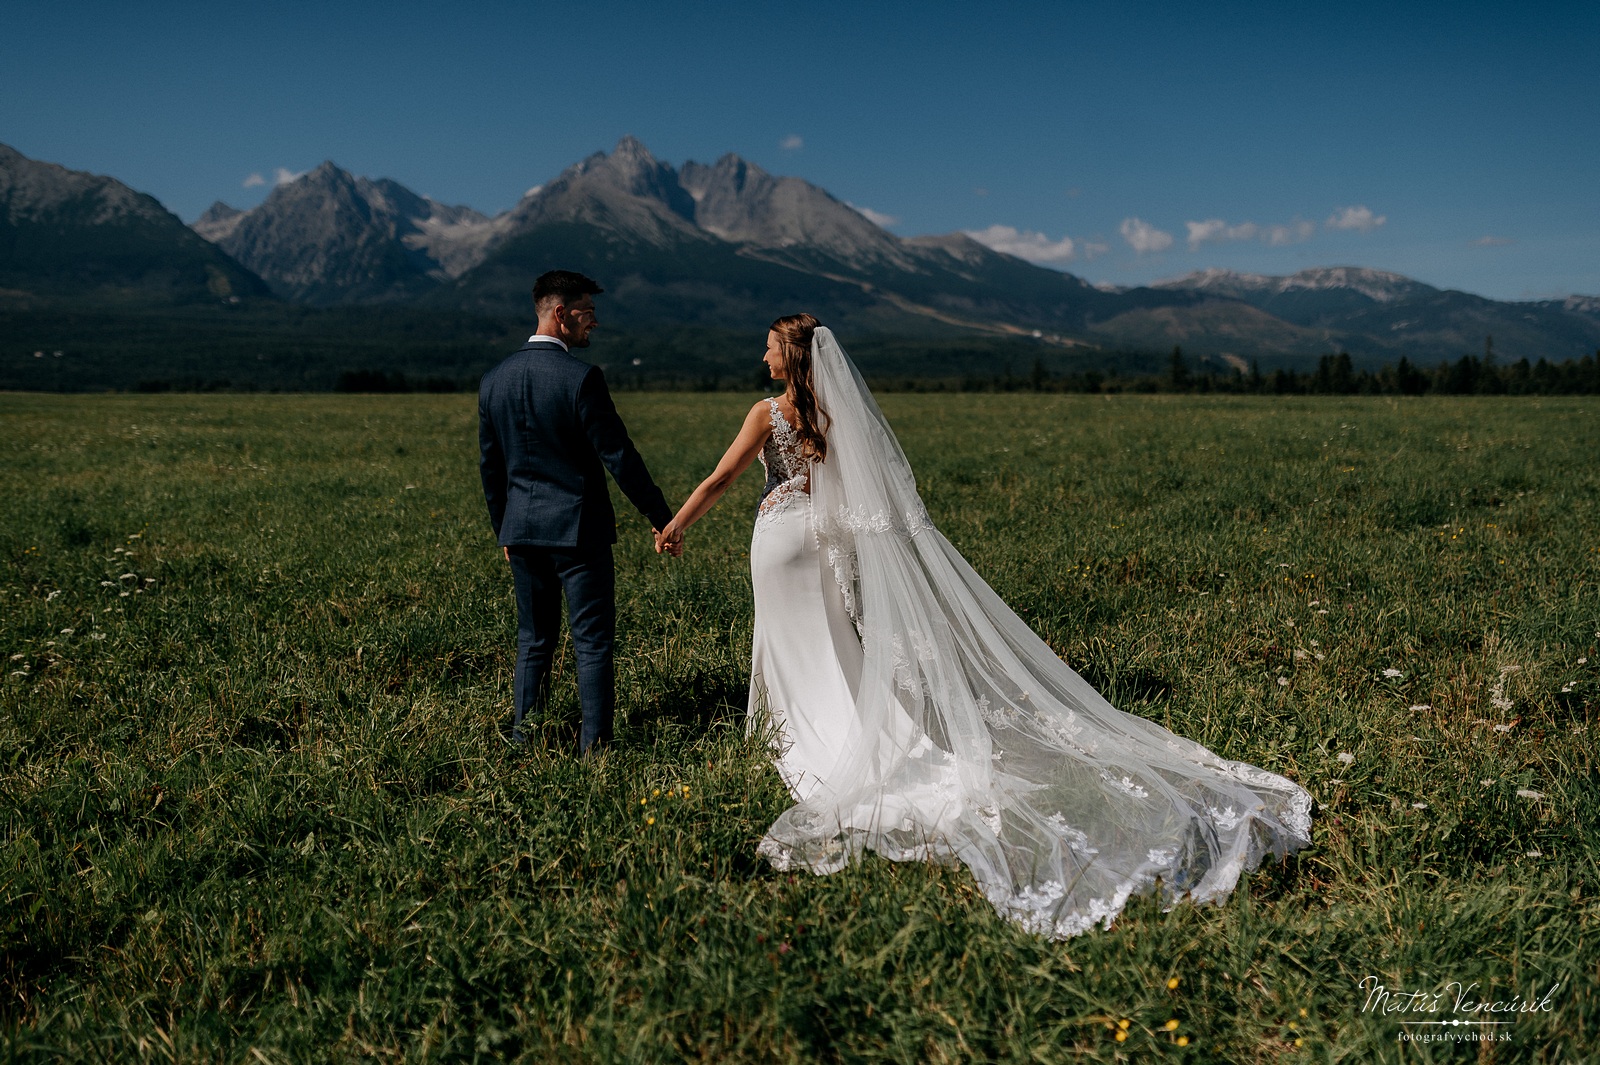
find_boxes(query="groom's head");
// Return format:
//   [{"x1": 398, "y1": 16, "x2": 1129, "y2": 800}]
[{"x1": 533, "y1": 270, "x2": 604, "y2": 349}]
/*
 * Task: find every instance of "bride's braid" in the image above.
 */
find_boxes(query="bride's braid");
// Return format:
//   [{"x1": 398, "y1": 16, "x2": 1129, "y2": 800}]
[{"x1": 770, "y1": 313, "x2": 830, "y2": 463}]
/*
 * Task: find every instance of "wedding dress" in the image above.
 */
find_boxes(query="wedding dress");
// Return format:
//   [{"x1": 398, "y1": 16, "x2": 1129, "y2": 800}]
[{"x1": 746, "y1": 328, "x2": 1312, "y2": 940}]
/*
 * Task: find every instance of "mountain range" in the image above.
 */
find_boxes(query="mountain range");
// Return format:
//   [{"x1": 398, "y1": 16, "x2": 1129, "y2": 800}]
[
  {"x1": 0, "y1": 143, "x2": 268, "y2": 306},
  {"x1": 4, "y1": 137, "x2": 1598, "y2": 369}
]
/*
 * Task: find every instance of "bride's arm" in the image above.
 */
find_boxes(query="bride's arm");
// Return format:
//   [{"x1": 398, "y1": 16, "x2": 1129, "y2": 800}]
[{"x1": 657, "y1": 400, "x2": 773, "y2": 552}]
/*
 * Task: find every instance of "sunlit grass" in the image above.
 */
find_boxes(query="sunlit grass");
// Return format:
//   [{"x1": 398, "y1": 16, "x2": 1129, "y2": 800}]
[{"x1": 2, "y1": 392, "x2": 1596, "y2": 1062}]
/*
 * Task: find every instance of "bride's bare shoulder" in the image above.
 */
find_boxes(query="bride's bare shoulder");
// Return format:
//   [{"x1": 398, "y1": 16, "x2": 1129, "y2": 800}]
[{"x1": 737, "y1": 397, "x2": 778, "y2": 438}]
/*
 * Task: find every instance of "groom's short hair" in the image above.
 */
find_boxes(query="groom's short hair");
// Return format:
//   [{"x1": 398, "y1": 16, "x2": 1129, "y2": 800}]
[{"x1": 532, "y1": 270, "x2": 604, "y2": 314}]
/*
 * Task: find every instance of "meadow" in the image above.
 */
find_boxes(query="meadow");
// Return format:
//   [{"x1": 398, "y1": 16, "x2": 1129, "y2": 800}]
[{"x1": 1, "y1": 390, "x2": 1596, "y2": 1063}]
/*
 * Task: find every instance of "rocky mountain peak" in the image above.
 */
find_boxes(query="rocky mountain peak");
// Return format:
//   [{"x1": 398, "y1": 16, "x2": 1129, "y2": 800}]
[
  {"x1": 198, "y1": 200, "x2": 241, "y2": 223},
  {"x1": 1156, "y1": 266, "x2": 1435, "y2": 305},
  {"x1": 678, "y1": 151, "x2": 914, "y2": 271},
  {"x1": 0, "y1": 141, "x2": 168, "y2": 227},
  {"x1": 193, "y1": 200, "x2": 245, "y2": 242},
  {"x1": 0, "y1": 142, "x2": 268, "y2": 301},
  {"x1": 304, "y1": 160, "x2": 351, "y2": 184},
  {"x1": 1282, "y1": 266, "x2": 1433, "y2": 302}
]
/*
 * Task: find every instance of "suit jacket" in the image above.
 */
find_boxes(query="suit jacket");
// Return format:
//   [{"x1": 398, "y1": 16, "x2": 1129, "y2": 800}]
[{"x1": 479, "y1": 341, "x2": 671, "y2": 547}]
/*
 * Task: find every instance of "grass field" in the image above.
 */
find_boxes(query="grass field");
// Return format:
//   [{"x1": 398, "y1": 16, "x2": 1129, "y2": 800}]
[{"x1": 2, "y1": 391, "x2": 1596, "y2": 1063}]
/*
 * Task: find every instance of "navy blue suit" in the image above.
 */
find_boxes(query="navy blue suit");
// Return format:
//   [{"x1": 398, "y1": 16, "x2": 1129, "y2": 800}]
[{"x1": 479, "y1": 340, "x2": 671, "y2": 750}]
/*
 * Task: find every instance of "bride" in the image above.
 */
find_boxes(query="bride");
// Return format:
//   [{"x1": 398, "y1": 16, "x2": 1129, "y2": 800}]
[{"x1": 656, "y1": 314, "x2": 1312, "y2": 939}]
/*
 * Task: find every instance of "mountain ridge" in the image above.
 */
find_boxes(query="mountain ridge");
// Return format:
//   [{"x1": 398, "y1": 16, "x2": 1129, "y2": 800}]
[
  {"x1": 3, "y1": 139, "x2": 1596, "y2": 367},
  {"x1": 178, "y1": 137, "x2": 1600, "y2": 363},
  {"x1": 0, "y1": 143, "x2": 269, "y2": 304}
]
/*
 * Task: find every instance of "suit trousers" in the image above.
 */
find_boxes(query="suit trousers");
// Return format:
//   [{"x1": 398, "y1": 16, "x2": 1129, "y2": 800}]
[{"x1": 508, "y1": 543, "x2": 615, "y2": 752}]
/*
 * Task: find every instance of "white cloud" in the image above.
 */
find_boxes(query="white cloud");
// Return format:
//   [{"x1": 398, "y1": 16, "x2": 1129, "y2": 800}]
[
  {"x1": 273, "y1": 166, "x2": 306, "y2": 186},
  {"x1": 242, "y1": 172, "x2": 266, "y2": 188},
  {"x1": 1080, "y1": 240, "x2": 1110, "y2": 260},
  {"x1": 1326, "y1": 205, "x2": 1386, "y2": 232},
  {"x1": 779, "y1": 134, "x2": 804, "y2": 151},
  {"x1": 1120, "y1": 217, "x2": 1173, "y2": 254},
  {"x1": 1265, "y1": 220, "x2": 1317, "y2": 246},
  {"x1": 847, "y1": 203, "x2": 898, "y2": 228},
  {"x1": 1185, "y1": 218, "x2": 1259, "y2": 248},
  {"x1": 964, "y1": 224, "x2": 1076, "y2": 264},
  {"x1": 1471, "y1": 235, "x2": 1515, "y2": 247}
]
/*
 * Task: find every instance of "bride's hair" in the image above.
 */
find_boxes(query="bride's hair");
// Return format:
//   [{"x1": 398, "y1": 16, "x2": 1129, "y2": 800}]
[{"x1": 770, "y1": 313, "x2": 830, "y2": 462}]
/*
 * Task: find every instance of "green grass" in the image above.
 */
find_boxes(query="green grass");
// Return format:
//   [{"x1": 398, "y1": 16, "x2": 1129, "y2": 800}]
[{"x1": 2, "y1": 392, "x2": 1596, "y2": 1063}]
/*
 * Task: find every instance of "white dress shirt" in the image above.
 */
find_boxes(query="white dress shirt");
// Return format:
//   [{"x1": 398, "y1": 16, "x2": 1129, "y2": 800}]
[{"x1": 527, "y1": 333, "x2": 568, "y2": 350}]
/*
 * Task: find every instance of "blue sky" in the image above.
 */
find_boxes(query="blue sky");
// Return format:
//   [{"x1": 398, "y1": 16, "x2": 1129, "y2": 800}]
[{"x1": 4, "y1": 0, "x2": 1596, "y2": 300}]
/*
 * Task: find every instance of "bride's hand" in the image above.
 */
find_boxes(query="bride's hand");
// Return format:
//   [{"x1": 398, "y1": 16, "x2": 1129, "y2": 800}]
[{"x1": 655, "y1": 524, "x2": 685, "y2": 557}]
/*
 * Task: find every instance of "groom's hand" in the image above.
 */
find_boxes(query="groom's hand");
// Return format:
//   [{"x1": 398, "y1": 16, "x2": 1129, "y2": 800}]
[
  {"x1": 503, "y1": 546, "x2": 511, "y2": 562},
  {"x1": 654, "y1": 527, "x2": 684, "y2": 558}
]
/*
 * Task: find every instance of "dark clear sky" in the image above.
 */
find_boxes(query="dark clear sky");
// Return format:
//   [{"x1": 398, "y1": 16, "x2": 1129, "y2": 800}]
[{"x1": 4, "y1": 0, "x2": 1596, "y2": 299}]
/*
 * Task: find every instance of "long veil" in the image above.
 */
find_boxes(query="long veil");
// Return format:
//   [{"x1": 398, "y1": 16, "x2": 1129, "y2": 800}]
[{"x1": 755, "y1": 326, "x2": 1313, "y2": 939}]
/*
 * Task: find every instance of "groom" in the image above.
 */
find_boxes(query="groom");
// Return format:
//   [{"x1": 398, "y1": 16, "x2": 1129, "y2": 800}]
[{"x1": 479, "y1": 270, "x2": 680, "y2": 752}]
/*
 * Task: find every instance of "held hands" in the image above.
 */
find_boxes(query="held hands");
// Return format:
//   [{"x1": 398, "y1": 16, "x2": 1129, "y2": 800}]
[{"x1": 654, "y1": 524, "x2": 685, "y2": 558}]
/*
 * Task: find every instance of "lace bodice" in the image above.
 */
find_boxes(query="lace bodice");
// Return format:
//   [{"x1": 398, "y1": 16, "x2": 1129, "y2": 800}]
[{"x1": 757, "y1": 397, "x2": 810, "y2": 521}]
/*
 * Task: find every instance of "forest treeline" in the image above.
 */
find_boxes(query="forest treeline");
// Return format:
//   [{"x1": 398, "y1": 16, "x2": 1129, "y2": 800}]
[{"x1": 931, "y1": 347, "x2": 1600, "y2": 397}]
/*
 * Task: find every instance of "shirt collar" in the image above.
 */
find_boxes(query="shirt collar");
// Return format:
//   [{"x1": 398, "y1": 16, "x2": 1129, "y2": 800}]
[{"x1": 527, "y1": 333, "x2": 569, "y2": 351}]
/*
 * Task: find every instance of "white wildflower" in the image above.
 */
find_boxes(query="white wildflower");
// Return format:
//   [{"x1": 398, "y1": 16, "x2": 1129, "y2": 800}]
[
  {"x1": 1493, "y1": 723, "x2": 1512, "y2": 732},
  {"x1": 1277, "y1": 676, "x2": 1290, "y2": 687},
  {"x1": 1489, "y1": 666, "x2": 1518, "y2": 712},
  {"x1": 1515, "y1": 788, "x2": 1544, "y2": 800},
  {"x1": 1579, "y1": 657, "x2": 1588, "y2": 665},
  {"x1": 1382, "y1": 668, "x2": 1404, "y2": 679},
  {"x1": 1337, "y1": 752, "x2": 1355, "y2": 765},
  {"x1": 1525, "y1": 850, "x2": 1542, "y2": 858},
  {"x1": 1409, "y1": 704, "x2": 1432, "y2": 711},
  {"x1": 119, "y1": 572, "x2": 136, "y2": 580},
  {"x1": 1479, "y1": 779, "x2": 1495, "y2": 785},
  {"x1": 59, "y1": 628, "x2": 74, "y2": 636},
  {"x1": 1412, "y1": 802, "x2": 1428, "y2": 810}
]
